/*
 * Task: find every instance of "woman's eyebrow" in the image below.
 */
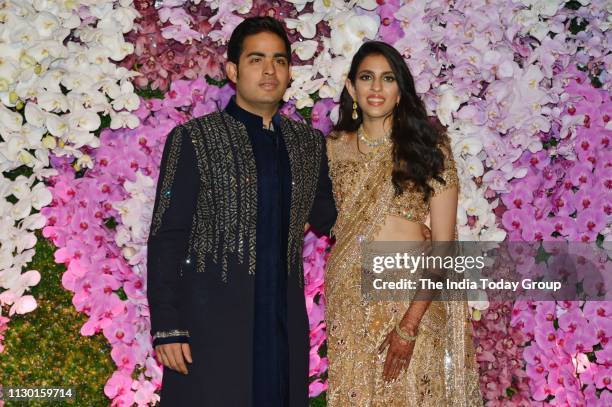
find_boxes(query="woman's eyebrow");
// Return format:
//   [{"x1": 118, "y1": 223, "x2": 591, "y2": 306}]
[{"x1": 358, "y1": 70, "x2": 395, "y2": 75}]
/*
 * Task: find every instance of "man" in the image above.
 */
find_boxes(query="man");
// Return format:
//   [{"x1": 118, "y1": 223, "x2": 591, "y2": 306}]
[{"x1": 146, "y1": 17, "x2": 337, "y2": 406}]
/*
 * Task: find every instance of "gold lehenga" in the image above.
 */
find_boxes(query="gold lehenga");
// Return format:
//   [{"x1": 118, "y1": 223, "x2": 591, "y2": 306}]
[{"x1": 325, "y1": 132, "x2": 482, "y2": 406}]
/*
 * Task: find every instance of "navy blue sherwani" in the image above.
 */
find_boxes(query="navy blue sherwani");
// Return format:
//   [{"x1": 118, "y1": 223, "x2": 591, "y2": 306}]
[{"x1": 147, "y1": 96, "x2": 336, "y2": 406}]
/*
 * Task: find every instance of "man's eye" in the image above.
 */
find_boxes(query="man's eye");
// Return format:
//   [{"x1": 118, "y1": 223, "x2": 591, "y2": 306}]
[
  {"x1": 251, "y1": 57, "x2": 262, "y2": 63},
  {"x1": 276, "y1": 59, "x2": 287, "y2": 65}
]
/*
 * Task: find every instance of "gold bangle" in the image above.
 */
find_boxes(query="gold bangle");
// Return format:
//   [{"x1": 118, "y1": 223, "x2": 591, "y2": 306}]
[{"x1": 395, "y1": 321, "x2": 418, "y2": 342}]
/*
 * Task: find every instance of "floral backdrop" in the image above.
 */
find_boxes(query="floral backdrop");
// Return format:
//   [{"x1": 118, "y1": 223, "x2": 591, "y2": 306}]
[{"x1": 0, "y1": 0, "x2": 610, "y2": 405}]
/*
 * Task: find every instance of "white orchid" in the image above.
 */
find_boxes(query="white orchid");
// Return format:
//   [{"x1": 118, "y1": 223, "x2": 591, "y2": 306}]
[
  {"x1": 355, "y1": 0, "x2": 378, "y2": 11},
  {"x1": 284, "y1": 64, "x2": 326, "y2": 107},
  {"x1": 111, "y1": 5, "x2": 140, "y2": 33},
  {"x1": 0, "y1": 0, "x2": 140, "y2": 322},
  {"x1": 113, "y1": 171, "x2": 156, "y2": 267},
  {"x1": 286, "y1": 0, "x2": 311, "y2": 12},
  {"x1": 436, "y1": 84, "x2": 463, "y2": 127},
  {"x1": 320, "y1": 55, "x2": 350, "y2": 100},
  {"x1": 75, "y1": 153, "x2": 94, "y2": 171},
  {"x1": 108, "y1": 81, "x2": 140, "y2": 111},
  {"x1": 65, "y1": 128, "x2": 100, "y2": 149},
  {"x1": 109, "y1": 110, "x2": 139, "y2": 130},
  {"x1": 467, "y1": 289, "x2": 490, "y2": 312},
  {"x1": 313, "y1": 0, "x2": 348, "y2": 15},
  {"x1": 292, "y1": 40, "x2": 319, "y2": 61},
  {"x1": 329, "y1": 12, "x2": 379, "y2": 58},
  {"x1": 284, "y1": 13, "x2": 324, "y2": 39},
  {"x1": 464, "y1": 156, "x2": 485, "y2": 177},
  {"x1": 67, "y1": 109, "x2": 102, "y2": 132},
  {"x1": 0, "y1": 267, "x2": 40, "y2": 315},
  {"x1": 455, "y1": 136, "x2": 484, "y2": 157},
  {"x1": 37, "y1": 91, "x2": 69, "y2": 112},
  {"x1": 520, "y1": 0, "x2": 563, "y2": 18}
]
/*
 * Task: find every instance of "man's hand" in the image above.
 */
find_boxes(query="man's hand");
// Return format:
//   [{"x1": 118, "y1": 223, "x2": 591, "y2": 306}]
[
  {"x1": 421, "y1": 223, "x2": 432, "y2": 241},
  {"x1": 155, "y1": 343, "x2": 192, "y2": 375}
]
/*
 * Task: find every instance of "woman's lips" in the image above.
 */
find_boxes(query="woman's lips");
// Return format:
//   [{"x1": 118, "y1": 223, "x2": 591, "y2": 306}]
[{"x1": 366, "y1": 96, "x2": 386, "y2": 106}]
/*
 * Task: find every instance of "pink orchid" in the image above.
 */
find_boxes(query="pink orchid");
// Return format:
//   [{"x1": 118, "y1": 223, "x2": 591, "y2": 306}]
[
  {"x1": 310, "y1": 99, "x2": 335, "y2": 135},
  {"x1": 308, "y1": 379, "x2": 327, "y2": 398},
  {"x1": 501, "y1": 207, "x2": 535, "y2": 237},
  {"x1": 377, "y1": 0, "x2": 404, "y2": 44},
  {"x1": 104, "y1": 371, "x2": 134, "y2": 400},
  {"x1": 501, "y1": 188, "x2": 533, "y2": 210},
  {"x1": 162, "y1": 79, "x2": 194, "y2": 108},
  {"x1": 568, "y1": 162, "x2": 595, "y2": 188},
  {"x1": 111, "y1": 343, "x2": 138, "y2": 372},
  {"x1": 133, "y1": 379, "x2": 159, "y2": 406}
]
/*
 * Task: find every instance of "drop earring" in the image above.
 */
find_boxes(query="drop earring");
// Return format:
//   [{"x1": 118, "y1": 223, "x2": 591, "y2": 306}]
[{"x1": 352, "y1": 100, "x2": 359, "y2": 120}]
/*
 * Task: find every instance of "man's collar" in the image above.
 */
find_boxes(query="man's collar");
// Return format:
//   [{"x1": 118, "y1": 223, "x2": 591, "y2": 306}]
[{"x1": 225, "y1": 96, "x2": 282, "y2": 131}]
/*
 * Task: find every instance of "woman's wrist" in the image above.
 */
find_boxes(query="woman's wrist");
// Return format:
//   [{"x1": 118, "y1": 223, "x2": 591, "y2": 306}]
[
  {"x1": 400, "y1": 300, "x2": 431, "y2": 331},
  {"x1": 399, "y1": 313, "x2": 421, "y2": 331},
  {"x1": 398, "y1": 320, "x2": 419, "y2": 335},
  {"x1": 395, "y1": 321, "x2": 418, "y2": 341}
]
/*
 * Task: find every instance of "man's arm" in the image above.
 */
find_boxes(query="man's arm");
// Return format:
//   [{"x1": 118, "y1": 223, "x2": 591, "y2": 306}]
[
  {"x1": 147, "y1": 125, "x2": 199, "y2": 347},
  {"x1": 307, "y1": 133, "x2": 337, "y2": 237}
]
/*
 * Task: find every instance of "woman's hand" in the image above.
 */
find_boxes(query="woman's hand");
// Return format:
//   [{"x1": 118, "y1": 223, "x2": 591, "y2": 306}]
[{"x1": 378, "y1": 325, "x2": 417, "y2": 382}]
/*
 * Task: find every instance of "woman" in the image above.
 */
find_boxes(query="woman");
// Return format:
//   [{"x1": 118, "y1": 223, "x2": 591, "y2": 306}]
[{"x1": 325, "y1": 41, "x2": 482, "y2": 406}]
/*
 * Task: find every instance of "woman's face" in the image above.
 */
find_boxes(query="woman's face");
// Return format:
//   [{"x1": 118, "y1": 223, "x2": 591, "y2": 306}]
[{"x1": 347, "y1": 54, "x2": 400, "y2": 122}]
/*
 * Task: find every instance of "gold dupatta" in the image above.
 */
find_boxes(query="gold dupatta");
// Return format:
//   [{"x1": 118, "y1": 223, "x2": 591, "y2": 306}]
[{"x1": 326, "y1": 142, "x2": 395, "y2": 289}]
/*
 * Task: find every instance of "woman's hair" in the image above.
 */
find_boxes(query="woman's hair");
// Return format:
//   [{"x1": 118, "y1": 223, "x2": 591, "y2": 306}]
[{"x1": 334, "y1": 41, "x2": 448, "y2": 201}]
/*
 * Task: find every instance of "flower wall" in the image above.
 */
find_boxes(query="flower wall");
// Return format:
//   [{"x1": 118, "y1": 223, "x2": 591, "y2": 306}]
[{"x1": 0, "y1": 0, "x2": 609, "y2": 405}]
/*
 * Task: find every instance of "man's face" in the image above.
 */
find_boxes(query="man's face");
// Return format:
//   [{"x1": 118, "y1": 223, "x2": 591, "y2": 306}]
[{"x1": 226, "y1": 31, "x2": 291, "y2": 109}]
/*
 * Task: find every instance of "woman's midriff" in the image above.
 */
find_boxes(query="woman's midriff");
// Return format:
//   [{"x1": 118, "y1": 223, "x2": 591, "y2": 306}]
[{"x1": 373, "y1": 214, "x2": 426, "y2": 241}]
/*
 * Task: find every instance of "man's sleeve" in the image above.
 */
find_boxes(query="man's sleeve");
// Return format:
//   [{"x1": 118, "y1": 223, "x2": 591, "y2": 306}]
[
  {"x1": 147, "y1": 125, "x2": 199, "y2": 347},
  {"x1": 308, "y1": 132, "x2": 337, "y2": 237}
]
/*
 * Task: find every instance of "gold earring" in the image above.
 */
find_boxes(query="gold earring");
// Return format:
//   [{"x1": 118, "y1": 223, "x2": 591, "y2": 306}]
[{"x1": 352, "y1": 100, "x2": 359, "y2": 120}]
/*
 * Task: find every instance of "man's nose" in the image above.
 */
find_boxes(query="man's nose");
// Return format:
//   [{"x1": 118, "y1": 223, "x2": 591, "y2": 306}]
[{"x1": 263, "y1": 59, "x2": 276, "y2": 75}]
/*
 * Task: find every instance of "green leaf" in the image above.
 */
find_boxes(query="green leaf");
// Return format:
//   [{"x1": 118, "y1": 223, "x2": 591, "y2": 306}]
[
  {"x1": 564, "y1": 1, "x2": 582, "y2": 10},
  {"x1": 299, "y1": 106, "x2": 313, "y2": 121},
  {"x1": 135, "y1": 86, "x2": 165, "y2": 100},
  {"x1": 4, "y1": 165, "x2": 34, "y2": 181},
  {"x1": 94, "y1": 114, "x2": 111, "y2": 138},
  {"x1": 309, "y1": 392, "x2": 326, "y2": 407},
  {"x1": 586, "y1": 351, "x2": 597, "y2": 362},
  {"x1": 590, "y1": 75, "x2": 603, "y2": 88},
  {"x1": 116, "y1": 287, "x2": 128, "y2": 301},
  {"x1": 104, "y1": 217, "x2": 118, "y2": 230},
  {"x1": 318, "y1": 340, "x2": 327, "y2": 358},
  {"x1": 205, "y1": 75, "x2": 229, "y2": 87},
  {"x1": 569, "y1": 17, "x2": 588, "y2": 35},
  {"x1": 535, "y1": 245, "x2": 552, "y2": 263}
]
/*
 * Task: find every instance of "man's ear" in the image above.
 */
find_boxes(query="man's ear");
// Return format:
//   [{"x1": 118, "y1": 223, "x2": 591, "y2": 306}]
[
  {"x1": 226, "y1": 61, "x2": 238, "y2": 83},
  {"x1": 345, "y1": 78, "x2": 356, "y2": 100}
]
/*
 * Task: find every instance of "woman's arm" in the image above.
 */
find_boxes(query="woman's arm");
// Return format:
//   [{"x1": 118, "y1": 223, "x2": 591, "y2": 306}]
[
  {"x1": 399, "y1": 184, "x2": 458, "y2": 329},
  {"x1": 399, "y1": 133, "x2": 459, "y2": 329}
]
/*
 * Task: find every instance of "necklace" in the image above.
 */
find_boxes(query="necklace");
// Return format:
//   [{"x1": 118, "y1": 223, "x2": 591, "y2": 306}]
[{"x1": 357, "y1": 125, "x2": 390, "y2": 148}]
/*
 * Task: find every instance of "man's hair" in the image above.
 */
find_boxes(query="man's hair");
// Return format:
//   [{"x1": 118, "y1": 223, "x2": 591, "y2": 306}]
[{"x1": 227, "y1": 16, "x2": 292, "y2": 65}]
